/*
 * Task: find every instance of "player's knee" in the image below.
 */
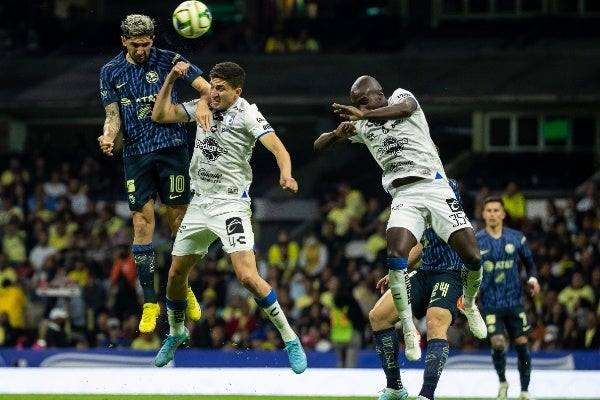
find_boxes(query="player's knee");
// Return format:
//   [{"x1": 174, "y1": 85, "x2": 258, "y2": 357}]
[{"x1": 491, "y1": 336, "x2": 506, "y2": 350}]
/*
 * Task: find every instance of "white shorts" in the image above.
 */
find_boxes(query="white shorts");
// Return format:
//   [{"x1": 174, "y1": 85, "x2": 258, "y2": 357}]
[
  {"x1": 172, "y1": 196, "x2": 255, "y2": 256},
  {"x1": 387, "y1": 178, "x2": 473, "y2": 243}
]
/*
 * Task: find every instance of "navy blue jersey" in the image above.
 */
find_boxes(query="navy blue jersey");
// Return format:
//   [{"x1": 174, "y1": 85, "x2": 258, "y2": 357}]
[
  {"x1": 476, "y1": 227, "x2": 536, "y2": 310},
  {"x1": 100, "y1": 47, "x2": 203, "y2": 157},
  {"x1": 419, "y1": 178, "x2": 463, "y2": 272}
]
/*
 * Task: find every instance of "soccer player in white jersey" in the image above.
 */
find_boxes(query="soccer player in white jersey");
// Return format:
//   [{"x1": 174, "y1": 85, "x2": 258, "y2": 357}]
[
  {"x1": 150, "y1": 61, "x2": 307, "y2": 373},
  {"x1": 314, "y1": 75, "x2": 487, "y2": 361}
]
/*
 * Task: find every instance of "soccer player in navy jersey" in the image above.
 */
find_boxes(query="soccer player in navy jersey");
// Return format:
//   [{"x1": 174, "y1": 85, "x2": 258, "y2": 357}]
[
  {"x1": 369, "y1": 178, "x2": 468, "y2": 400},
  {"x1": 98, "y1": 14, "x2": 210, "y2": 333},
  {"x1": 315, "y1": 76, "x2": 487, "y2": 363},
  {"x1": 150, "y1": 61, "x2": 306, "y2": 373},
  {"x1": 477, "y1": 196, "x2": 540, "y2": 400}
]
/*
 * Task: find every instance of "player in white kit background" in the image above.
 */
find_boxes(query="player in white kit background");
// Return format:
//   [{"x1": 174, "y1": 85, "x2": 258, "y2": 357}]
[{"x1": 150, "y1": 60, "x2": 307, "y2": 373}]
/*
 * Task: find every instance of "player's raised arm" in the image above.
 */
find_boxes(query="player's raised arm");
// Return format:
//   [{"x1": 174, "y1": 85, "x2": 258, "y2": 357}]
[
  {"x1": 314, "y1": 121, "x2": 356, "y2": 151},
  {"x1": 190, "y1": 75, "x2": 212, "y2": 132},
  {"x1": 259, "y1": 133, "x2": 298, "y2": 194},
  {"x1": 98, "y1": 102, "x2": 121, "y2": 156},
  {"x1": 151, "y1": 62, "x2": 190, "y2": 124}
]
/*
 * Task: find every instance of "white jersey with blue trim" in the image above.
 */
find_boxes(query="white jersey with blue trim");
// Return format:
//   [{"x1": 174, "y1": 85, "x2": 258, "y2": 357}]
[
  {"x1": 182, "y1": 97, "x2": 274, "y2": 199},
  {"x1": 349, "y1": 88, "x2": 445, "y2": 193}
]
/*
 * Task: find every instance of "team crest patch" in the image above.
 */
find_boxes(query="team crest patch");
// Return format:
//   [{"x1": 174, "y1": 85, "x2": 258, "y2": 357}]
[
  {"x1": 146, "y1": 71, "x2": 159, "y2": 83},
  {"x1": 445, "y1": 198, "x2": 462, "y2": 212},
  {"x1": 226, "y1": 114, "x2": 236, "y2": 126},
  {"x1": 504, "y1": 243, "x2": 515, "y2": 254},
  {"x1": 126, "y1": 180, "x2": 135, "y2": 192}
]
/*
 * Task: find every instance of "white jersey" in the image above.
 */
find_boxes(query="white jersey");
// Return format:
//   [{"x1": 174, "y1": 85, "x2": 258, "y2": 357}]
[
  {"x1": 182, "y1": 97, "x2": 274, "y2": 200},
  {"x1": 349, "y1": 88, "x2": 445, "y2": 193}
]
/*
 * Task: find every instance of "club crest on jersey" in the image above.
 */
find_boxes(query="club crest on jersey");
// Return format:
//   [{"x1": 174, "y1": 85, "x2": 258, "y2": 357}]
[
  {"x1": 445, "y1": 198, "x2": 462, "y2": 212},
  {"x1": 145, "y1": 71, "x2": 159, "y2": 84},
  {"x1": 225, "y1": 114, "x2": 236, "y2": 126},
  {"x1": 197, "y1": 136, "x2": 228, "y2": 161},
  {"x1": 504, "y1": 243, "x2": 515, "y2": 254},
  {"x1": 376, "y1": 137, "x2": 408, "y2": 157}
]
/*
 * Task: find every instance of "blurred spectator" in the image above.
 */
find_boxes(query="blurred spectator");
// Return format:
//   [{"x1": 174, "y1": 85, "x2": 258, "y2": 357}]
[
  {"x1": 557, "y1": 271, "x2": 595, "y2": 314},
  {"x1": 44, "y1": 307, "x2": 69, "y2": 348},
  {"x1": 98, "y1": 317, "x2": 130, "y2": 349},
  {"x1": 288, "y1": 28, "x2": 320, "y2": 53},
  {"x1": 43, "y1": 170, "x2": 67, "y2": 199},
  {"x1": 1, "y1": 156, "x2": 29, "y2": 188},
  {"x1": 264, "y1": 24, "x2": 288, "y2": 53},
  {"x1": 0, "y1": 278, "x2": 27, "y2": 333},
  {"x1": 191, "y1": 301, "x2": 226, "y2": 348},
  {"x1": 298, "y1": 230, "x2": 328, "y2": 277},
  {"x1": 0, "y1": 253, "x2": 17, "y2": 285},
  {"x1": 108, "y1": 245, "x2": 140, "y2": 321},
  {"x1": 267, "y1": 227, "x2": 300, "y2": 280},
  {"x1": 501, "y1": 181, "x2": 527, "y2": 228},
  {"x1": 584, "y1": 311, "x2": 600, "y2": 349},
  {"x1": 29, "y1": 229, "x2": 57, "y2": 285},
  {"x1": 0, "y1": 194, "x2": 25, "y2": 226},
  {"x1": 131, "y1": 331, "x2": 161, "y2": 350},
  {"x1": 576, "y1": 180, "x2": 599, "y2": 214},
  {"x1": 2, "y1": 217, "x2": 27, "y2": 269},
  {"x1": 0, "y1": 311, "x2": 19, "y2": 347}
]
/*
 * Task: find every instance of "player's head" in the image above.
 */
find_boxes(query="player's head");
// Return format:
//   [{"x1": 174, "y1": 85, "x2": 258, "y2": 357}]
[
  {"x1": 209, "y1": 62, "x2": 245, "y2": 111},
  {"x1": 482, "y1": 196, "x2": 506, "y2": 228},
  {"x1": 120, "y1": 14, "x2": 155, "y2": 65},
  {"x1": 349, "y1": 75, "x2": 386, "y2": 110}
]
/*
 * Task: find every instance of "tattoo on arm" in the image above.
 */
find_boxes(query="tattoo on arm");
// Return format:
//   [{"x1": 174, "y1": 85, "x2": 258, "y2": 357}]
[{"x1": 103, "y1": 103, "x2": 121, "y2": 138}]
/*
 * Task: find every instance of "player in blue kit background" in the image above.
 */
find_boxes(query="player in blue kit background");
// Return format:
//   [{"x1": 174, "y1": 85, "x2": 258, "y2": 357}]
[
  {"x1": 98, "y1": 14, "x2": 208, "y2": 333},
  {"x1": 477, "y1": 196, "x2": 540, "y2": 400},
  {"x1": 369, "y1": 178, "x2": 470, "y2": 400}
]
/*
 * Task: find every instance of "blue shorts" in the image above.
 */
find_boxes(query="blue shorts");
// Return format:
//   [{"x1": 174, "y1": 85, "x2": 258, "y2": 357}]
[{"x1": 123, "y1": 145, "x2": 191, "y2": 211}]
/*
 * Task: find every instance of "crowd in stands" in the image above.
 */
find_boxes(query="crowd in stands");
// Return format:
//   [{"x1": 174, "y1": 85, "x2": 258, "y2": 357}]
[{"x1": 0, "y1": 152, "x2": 599, "y2": 366}]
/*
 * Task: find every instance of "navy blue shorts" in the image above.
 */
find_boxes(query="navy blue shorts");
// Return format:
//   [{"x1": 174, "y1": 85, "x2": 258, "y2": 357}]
[
  {"x1": 411, "y1": 268, "x2": 462, "y2": 324},
  {"x1": 483, "y1": 305, "x2": 531, "y2": 339},
  {"x1": 123, "y1": 145, "x2": 191, "y2": 211}
]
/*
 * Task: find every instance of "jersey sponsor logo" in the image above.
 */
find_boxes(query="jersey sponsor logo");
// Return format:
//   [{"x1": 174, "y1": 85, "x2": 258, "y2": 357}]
[
  {"x1": 227, "y1": 188, "x2": 239, "y2": 195},
  {"x1": 262, "y1": 123, "x2": 272, "y2": 130},
  {"x1": 198, "y1": 168, "x2": 222, "y2": 183},
  {"x1": 225, "y1": 217, "x2": 244, "y2": 235},
  {"x1": 137, "y1": 104, "x2": 153, "y2": 119},
  {"x1": 196, "y1": 136, "x2": 228, "y2": 161},
  {"x1": 121, "y1": 98, "x2": 132, "y2": 106},
  {"x1": 389, "y1": 160, "x2": 415, "y2": 172},
  {"x1": 116, "y1": 81, "x2": 128, "y2": 89},
  {"x1": 145, "y1": 70, "x2": 159, "y2": 84},
  {"x1": 376, "y1": 137, "x2": 408, "y2": 157},
  {"x1": 480, "y1": 249, "x2": 490, "y2": 255}
]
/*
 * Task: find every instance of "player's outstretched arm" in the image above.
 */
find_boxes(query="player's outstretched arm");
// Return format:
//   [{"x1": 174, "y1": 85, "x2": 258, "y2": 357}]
[
  {"x1": 98, "y1": 102, "x2": 120, "y2": 157},
  {"x1": 152, "y1": 62, "x2": 190, "y2": 124},
  {"x1": 260, "y1": 133, "x2": 298, "y2": 194},
  {"x1": 314, "y1": 121, "x2": 355, "y2": 151}
]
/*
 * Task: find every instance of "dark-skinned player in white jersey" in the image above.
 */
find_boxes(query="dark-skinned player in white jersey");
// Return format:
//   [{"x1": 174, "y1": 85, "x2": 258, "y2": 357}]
[{"x1": 314, "y1": 75, "x2": 487, "y2": 364}]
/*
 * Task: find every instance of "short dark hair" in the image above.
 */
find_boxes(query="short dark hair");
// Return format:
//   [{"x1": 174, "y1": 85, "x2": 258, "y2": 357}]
[
  {"x1": 121, "y1": 14, "x2": 155, "y2": 38},
  {"x1": 209, "y1": 62, "x2": 246, "y2": 89},
  {"x1": 483, "y1": 196, "x2": 504, "y2": 207}
]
